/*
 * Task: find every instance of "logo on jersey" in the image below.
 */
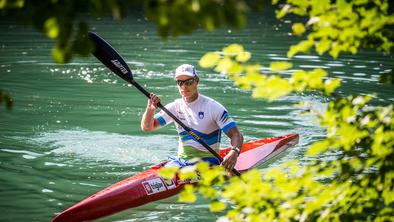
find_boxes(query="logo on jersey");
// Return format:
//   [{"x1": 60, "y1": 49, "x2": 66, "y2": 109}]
[{"x1": 198, "y1": 112, "x2": 204, "y2": 119}]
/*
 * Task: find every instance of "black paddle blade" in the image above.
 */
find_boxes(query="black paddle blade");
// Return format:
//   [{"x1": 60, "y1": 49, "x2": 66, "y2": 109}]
[{"x1": 88, "y1": 32, "x2": 133, "y2": 82}]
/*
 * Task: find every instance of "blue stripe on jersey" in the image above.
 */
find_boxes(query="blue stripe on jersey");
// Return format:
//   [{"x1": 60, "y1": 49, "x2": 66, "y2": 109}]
[
  {"x1": 156, "y1": 116, "x2": 166, "y2": 127},
  {"x1": 179, "y1": 129, "x2": 220, "y2": 145},
  {"x1": 220, "y1": 111, "x2": 229, "y2": 122},
  {"x1": 222, "y1": 122, "x2": 237, "y2": 133}
]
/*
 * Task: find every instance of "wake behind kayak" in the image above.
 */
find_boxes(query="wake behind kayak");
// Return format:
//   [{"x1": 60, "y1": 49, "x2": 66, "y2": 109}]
[{"x1": 52, "y1": 134, "x2": 299, "y2": 222}]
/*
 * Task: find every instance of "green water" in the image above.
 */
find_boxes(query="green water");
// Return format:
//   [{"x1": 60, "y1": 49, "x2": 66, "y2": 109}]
[{"x1": 0, "y1": 12, "x2": 393, "y2": 222}]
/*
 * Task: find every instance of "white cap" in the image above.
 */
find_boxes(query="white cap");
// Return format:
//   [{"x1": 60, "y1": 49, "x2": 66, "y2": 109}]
[{"x1": 175, "y1": 64, "x2": 198, "y2": 78}]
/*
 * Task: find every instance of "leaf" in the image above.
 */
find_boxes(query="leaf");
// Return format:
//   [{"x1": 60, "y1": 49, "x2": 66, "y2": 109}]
[
  {"x1": 199, "y1": 52, "x2": 221, "y2": 68},
  {"x1": 307, "y1": 140, "x2": 330, "y2": 156},
  {"x1": 270, "y1": 61, "x2": 293, "y2": 71},
  {"x1": 287, "y1": 40, "x2": 314, "y2": 58},
  {"x1": 52, "y1": 46, "x2": 65, "y2": 64},
  {"x1": 223, "y1": 44, "x2": 244, "y2": 54},
  {"x1": 179, "y1": 166, "x2": 198, "y2": 180},
  {"x1": 316, "y1": 38, "x2": 332, "y2": 55},
  {"x1": 214, "y1": 57, "x2": 233, "y2": 73},
  {"x1": 228, "y1": 62, "x2": 244, "y2": 75},
  {"x1": 324, "y1": 78, "x2": 341, "y2": 95},
  {"x1": 159, "y1": 166, "x2": 179, "y2": 179},
  {"x1": 308, "y1": 68, "x2": 327, "y2": 89},
  {"x1": 44, "y1": 17, "x2": 59, "y2": 39},
  {"x1": 252, "y1": 75, "x2": 292, "y2": 101},
  {"x1": 210, "y1": 200, "x2": 226, "y2": 212},
  {"x1": 235, "y1": 51, "x2": 251, "y2": 63},
  {"x1": 292, "y1": 23, "x2": 306, "y2": 36},
  {"x1": 179, "y1": 184, "x2": 197, "y2": 203},
  {"x1": 199, "y1": 186, "x2": 218, "y2": 198}
]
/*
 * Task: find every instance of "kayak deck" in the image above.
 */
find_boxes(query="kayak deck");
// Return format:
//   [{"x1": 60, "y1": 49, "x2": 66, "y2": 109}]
[{"x1": 52, "y1": 134, "x2": 299, "y2": 222}]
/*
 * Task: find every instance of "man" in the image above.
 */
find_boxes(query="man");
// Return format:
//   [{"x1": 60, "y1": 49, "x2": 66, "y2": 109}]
[{"x1": 141, "y1": 64, "x2": 243, "y2": 172}]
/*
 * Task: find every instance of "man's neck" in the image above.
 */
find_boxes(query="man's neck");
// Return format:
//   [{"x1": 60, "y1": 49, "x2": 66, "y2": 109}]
[{"x1": 183, "y1": 93, "x2": 199, "y2": 103}]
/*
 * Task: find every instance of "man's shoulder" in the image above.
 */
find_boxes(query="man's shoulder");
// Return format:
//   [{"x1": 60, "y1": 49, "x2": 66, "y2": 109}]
[
  {"x1": 200, "y1": 95, "x2": 226, "y2": 111},
  {"x1": 200, "y1": 94, "x2": 219, "y2": 104},
  {"x1": 202, "y1": 95, "x2": 223, "y2": 106}
]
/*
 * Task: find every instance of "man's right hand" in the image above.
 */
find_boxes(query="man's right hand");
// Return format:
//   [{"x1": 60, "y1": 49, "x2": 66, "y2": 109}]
[
  {"x1": 147, "y1": 93, "x2": 161, "y2": 110},
  {"x1": 141, "y1": 93, "x2": 161, "y2": 131}
]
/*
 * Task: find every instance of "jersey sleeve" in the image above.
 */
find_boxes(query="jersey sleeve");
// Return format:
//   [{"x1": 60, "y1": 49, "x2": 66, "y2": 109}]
[
  {"x1": 154, "y1": 102, "x2": 175, "y2": 128},
  {"x1": 212, "y1": 101, "x2": 237, "y2": 133}
]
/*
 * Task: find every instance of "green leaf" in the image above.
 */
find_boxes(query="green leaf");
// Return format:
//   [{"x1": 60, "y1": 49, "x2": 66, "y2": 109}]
[
  {"x1": 316, "y1": 38, "x2": 332, "y2": 55},
  {"x1": 52, "y1": 46, "x2": 65, "y2": 64},
  {"x1": 223, "y1": 44, "x2": 244, "y2": 54},
  {"x1": 324, "y1": 78, "x2": 341, "y2": 95},
  {"x1": 44, "y1": 17, "x2": 59, "y2": 39},
  {"x1": 159, "y1": 166, "x2": 179, "y2": 179},
  {"x1": 270, "y1": 61, "x2": 293, "y2": 71},
  {"x1": 292, "y1": 23, "x2": 306, "y2": 36},
  {"x1": 307, "y1": 140, "x2": 330, "y2": 156},
  {"x1": 287, "y1": 40, "x2": 314, "y2": 58},
  {"x1": 199, "y1": 186, "x2": 218, "y2": 198},
  {"x1": 199, "y1": 52, "x2": 221, "y2": 68},
  {"x1": 235, "y1": 51, "x2": 251, "y2": 63},
  {"x1": 179, "y1": 184, "x2": 197, "y2": 203},
  {"x1": 179, "y1": 166, "x2": 198, "y2": 180},
  {"x1": 252, "y1": 75, "x2": 292, "y2": 101},
  {"x1": 210, "y1": 200, "x2": 226, "y2": 212},
  {"x1": 214, "y1": 57, "x2": 233, "y2": 73}
]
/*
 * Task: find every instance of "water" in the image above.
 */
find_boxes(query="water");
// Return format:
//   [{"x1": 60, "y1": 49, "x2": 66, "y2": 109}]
[{"x1": 0, "y1": 11, "x2": 393, "y2": 222}]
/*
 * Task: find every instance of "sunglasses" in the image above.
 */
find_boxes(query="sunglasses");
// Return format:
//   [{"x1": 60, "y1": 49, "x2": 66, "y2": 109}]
[{"x1": 176, "y1": 77, "x2": 196, "y2": 86}]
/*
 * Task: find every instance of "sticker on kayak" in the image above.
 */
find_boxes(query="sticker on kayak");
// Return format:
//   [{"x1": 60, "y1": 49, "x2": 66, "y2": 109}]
[
  {"x1": 142, "y1": 178, "x2": 167, "y2": 195},
  {"x1": 164, "y1": 179, "x2": 176, "y2": 190}
]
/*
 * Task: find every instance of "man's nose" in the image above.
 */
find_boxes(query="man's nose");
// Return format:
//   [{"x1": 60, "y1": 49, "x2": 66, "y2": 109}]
[{"x1": 179, "y1": 83, "x2": 187, "y2": 88}]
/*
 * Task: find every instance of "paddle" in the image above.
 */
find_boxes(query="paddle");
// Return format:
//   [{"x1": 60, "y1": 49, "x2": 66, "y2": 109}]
[{"x1": 88, "y1": 32, "x2": 241, "y2": 177}]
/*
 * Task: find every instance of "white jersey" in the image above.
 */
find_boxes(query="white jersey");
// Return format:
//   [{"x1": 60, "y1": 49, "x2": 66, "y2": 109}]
[{"x1": 154, "y1": 94, "x2": 237, "y2": 158}]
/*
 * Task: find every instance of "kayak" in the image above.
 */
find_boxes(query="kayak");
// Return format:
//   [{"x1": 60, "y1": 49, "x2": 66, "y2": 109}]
[{"x1": 52, "y1": 134, "x2": 299, "y2": 222}]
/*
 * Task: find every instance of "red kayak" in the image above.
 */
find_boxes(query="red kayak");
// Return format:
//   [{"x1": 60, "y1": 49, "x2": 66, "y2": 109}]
[{"x1": 52, "y1": 134, "x2": 299, "y2": 222}]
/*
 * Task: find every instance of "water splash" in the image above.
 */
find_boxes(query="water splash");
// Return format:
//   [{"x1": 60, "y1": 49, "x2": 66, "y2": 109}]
[{"x1": 30, "y1": 129, "x2": 178, "y2": 165}]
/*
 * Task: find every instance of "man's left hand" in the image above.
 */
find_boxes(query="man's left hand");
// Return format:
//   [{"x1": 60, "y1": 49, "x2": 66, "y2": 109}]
[{"x1": 221, "y1": 150, "x2": 238, "y2": 172}]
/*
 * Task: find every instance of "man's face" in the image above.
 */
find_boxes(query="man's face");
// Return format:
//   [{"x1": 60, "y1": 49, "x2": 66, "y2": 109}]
[{"x1": 176, "y1": 75, "x2": 198, "y2": 100}]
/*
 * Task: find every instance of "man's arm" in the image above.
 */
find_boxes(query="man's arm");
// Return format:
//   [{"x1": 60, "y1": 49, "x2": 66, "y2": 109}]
[
  {"x1": 141, "y1": 93, "x2": 161, "y2": 131},
  {"x1": 221, "y1": 126, "x2": 244, "y2": 171}
]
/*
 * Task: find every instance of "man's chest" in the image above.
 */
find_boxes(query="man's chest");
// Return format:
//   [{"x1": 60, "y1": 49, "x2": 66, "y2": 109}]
[{"x1": 174, "y1": 106, "x2": 216, "y2": 130}]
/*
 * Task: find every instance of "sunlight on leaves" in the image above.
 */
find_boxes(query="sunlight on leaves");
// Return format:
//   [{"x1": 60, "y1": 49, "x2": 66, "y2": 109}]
[
  {"x1": 199, "y1": 52, "x2": 221, "y2": 68},
  {"x1": 292, "y1": 23, "x2": 305, "y2": 36},
  {"x1": 210, "y1": 200, "x2": 226, "y2": 212},
  {"x1": 179, "y1": 184, "x2": 197, "y2": 203},
  {"x1": 44, "y1": 17, "x2": 59, "y2": 39},
  {"x1": 270, "y1": 61, "x2": 293, "y2": 71},
  {"x1": 159, "y1": 166, "x2": 179, "y2": 179}
]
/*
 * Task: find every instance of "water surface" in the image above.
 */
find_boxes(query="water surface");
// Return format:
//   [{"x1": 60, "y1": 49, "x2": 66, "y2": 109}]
[{"x1": 0, "y1": 12, "x2": 392, "y2": 222}]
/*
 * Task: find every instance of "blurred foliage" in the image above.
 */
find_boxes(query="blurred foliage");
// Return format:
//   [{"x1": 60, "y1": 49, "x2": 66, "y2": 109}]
[
  {"x1": 0, "y1": 0, "x2": 258, "y2": 109},
  {"x1": 143, "y1": 0, "x2": 249, "y2": 37},
  {"x1": 200, "y1": 43, "x2": 342, "y2": 101},
  {"x1": 0, "y1": 0, "x2": 256, "y2": 63},
  {"x1": 0, "y1": 90, "x2": 13, "y2": 110},
  {"x1": 273, "y1": 0, "x2": 394, "y2": 59},
  {"x1": 163, "y1": 0, "x2": 393, "y2": 221},
  {"x1": 162, "y1": 97, "x2": 394, "y2": 221}
]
